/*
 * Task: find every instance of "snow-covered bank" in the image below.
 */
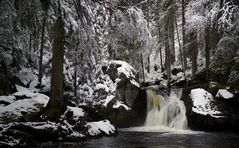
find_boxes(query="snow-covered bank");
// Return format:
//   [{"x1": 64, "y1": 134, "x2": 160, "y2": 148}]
[
  {"x1": 0, "y1": 82, "x2": 117, "y2": 147},
  {"x1": 0, "y1": 119, "x2": 116, "y2": 146}
]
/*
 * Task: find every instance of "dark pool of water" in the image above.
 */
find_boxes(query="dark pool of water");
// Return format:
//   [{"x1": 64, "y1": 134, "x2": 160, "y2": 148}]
[{"x1": 36, "y1": 130, "x2": 239, "y2": 148}]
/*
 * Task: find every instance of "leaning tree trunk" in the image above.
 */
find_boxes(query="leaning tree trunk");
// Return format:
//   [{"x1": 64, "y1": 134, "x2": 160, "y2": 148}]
[{"x1": 45, "y1": 15, "x2": 65, "y2": 121}]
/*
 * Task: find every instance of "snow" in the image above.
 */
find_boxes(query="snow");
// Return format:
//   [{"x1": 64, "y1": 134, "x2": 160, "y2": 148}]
[
  {"x1": 18, "y1": 68, "x2": 37, "y2": 86},
  {"x1": 113, "y1": 100, "x2": 131, "y2": 111},
  {"x1": 190, "y1": 88, "x2": 222, "y2": 118},
  {"x1": 109, "y1": 60, "x2": 137, "y2": 79},
  {"x1": 95, "y1": 83, "x2": 109, "y2": 92},
  {"x1": 108, "y1": 60, "x2": 140, "y2": 88},
  {"x1": 216, "y1": 89, "x2": 234, "y2": 99},
  {"x1": 66, "y1": 106, "x2": 84, "y2": 120},
  {"x1": 103, "y1": 95, "x2": 115, "y2": 107},
  {"x1": 66, "y1": 131, "x2": 85, "y2": 138},
  {"x1": 130, "y1": 79, "x2": 140, "y2": 88},
  {"x1": 85, "y1": 120, "x2": 116, "y2": 136},
  {"x1": 15, "y1": 84, "x2": 31, "y2": 93},
  {"x1": 23, "y1": 122, "x2": 59, "y2": 130},
  {"x1": 0, "y1": 90, "x2": 49, "y2": 122},
  {"x1": 0, "y1": 96, "x2": 16, "y2": 105}
]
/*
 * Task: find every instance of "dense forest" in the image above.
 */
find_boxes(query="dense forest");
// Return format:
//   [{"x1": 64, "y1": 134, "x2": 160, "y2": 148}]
[{"x1": 0, "y1": 0, "x2": 239, "y2": 147}]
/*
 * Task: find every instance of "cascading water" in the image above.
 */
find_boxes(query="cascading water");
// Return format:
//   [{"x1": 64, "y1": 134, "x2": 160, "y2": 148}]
[{"x1": 144, "y1": 88, "x2": 188, "y2": 130}]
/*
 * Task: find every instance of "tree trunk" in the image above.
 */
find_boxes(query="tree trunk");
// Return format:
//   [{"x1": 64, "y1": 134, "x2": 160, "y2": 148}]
[
  {"x1": 45, "y1": 15, "x2": 65, "y2": 121},
  {"x1": 159, "y1": 47, "x2": 163, "y2": 72},
  {"x1": 165, "y1": 30, "x2": 171, "y2": 86},
  {"x1": 205, "y1": 27, "x2": 210, "y2": 81},
  {"x1": 74, "y1": 65, "x2": 77, "y2": 97},
  {"x1": 29, "y1": 33, "x2": 32, "y2": 53},
  {"x1": 182, "y1": 0, "x2": 187, "y2": 70},
  {"x1": 38, "y1": 12, "x2": 47, "y2": 86},
  {"x1": 175, "y1": 18, "x2": 186, "y2": 80},
  {"x1": 170, "y1": 16, "x2": 175, "y2": 64},
  {"x1": 220, "y1": 0, "x2": 224, "y2": 9},
  {"x1": 191, "y1": 45, "x2": 197, "y2": 80},
  {"x1": 28, "y1": 33, "x2": 32, "y2": 62},
  {"x1": 157, "y1": 0, "x2": 163, "y2": 72},
  {"x1": 74, "y1": 48, "x2": 77, "y2": 97},
  {"x1": 147, "y1": 56, "x2": 150, "y2": 73},
  {"x1": 141, "y1": 52, "x2": 145, "y2": 82}
]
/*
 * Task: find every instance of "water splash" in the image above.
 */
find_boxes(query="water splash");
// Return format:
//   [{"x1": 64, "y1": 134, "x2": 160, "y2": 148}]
[{"x1": 145, "y1": 88, "x2": 188, "y2": 130}]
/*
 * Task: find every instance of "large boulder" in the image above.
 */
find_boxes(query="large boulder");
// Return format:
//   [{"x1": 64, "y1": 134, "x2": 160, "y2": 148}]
[
  {"x1": 103, "y1": 60, "x2": 147, "y2": 127},
  {"x1": 105, "y1": 60, "x2": 140, "y2": 107},
  {"x1": 182, "y1": 87, "x2": 239, "y2": 132}
]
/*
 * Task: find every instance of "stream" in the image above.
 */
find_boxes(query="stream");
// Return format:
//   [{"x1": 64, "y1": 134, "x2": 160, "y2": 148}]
[
  {"x1": 34, "y1": 87, "x2": 239, "y2": 148},
  {"x1": 35, "y1": 129, "x2": 239, "y2": 148}
]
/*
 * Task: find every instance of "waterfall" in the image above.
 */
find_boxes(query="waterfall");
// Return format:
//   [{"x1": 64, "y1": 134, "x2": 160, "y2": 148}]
[{"x1": 144, "y1": 88, "x2": 188, "y2": 130}]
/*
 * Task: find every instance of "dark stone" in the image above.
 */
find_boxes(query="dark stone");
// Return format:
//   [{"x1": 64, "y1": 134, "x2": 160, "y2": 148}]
[
  {"x1": 108, "y1": 88, "x2": 147, "y2": 128},
  {"x1": 105, "y1": 62, "x2": 121, "y2": 82},
  {"x1": 0, "y1": 100, "x2": 10, "y2": 106},
  {"x1": 172, "y1": 67, "x2": 183, "y2": 75}
]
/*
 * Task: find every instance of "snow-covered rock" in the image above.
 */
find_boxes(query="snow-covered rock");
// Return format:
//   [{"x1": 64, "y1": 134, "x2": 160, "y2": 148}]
[
  {"x1": 0, "y1": 89, "x2": 49, "y2": 123},
  {"x1": 103, "y1": 95, "x2": 115, "y2": 107},
  {"x1": 63, "y1": 106, "x2": 85, "y2": 121},
  {"x1": 0, "y1": 96, "x2": 16, "y2": 106},
  {"x1": 216, "y1": 89, "x2": 234, "y2": 99},
  {"x1": 190, "y1": 88, "x2": 222, "y2": 118},
  {"x1": 107, "y1": 60, "x2": 139, "y2": 88},
  {"x1": 18, "y1": 68, "x2": 37, "y2": 86},
  {"x1": 113, "y1": 100, "x2": 131, "y2": 111},
  {"x1": 110, "y1": 60, "x2": 137, "y2": 79},
  {"x1": 95, "y1": 83, "x2": 109, "y2": 93},
  {"x1": 85, "y1": 120, "x2": 116, "y2": 136}
]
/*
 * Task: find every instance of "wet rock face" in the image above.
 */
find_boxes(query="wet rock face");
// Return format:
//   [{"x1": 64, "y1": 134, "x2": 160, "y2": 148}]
[
  {"x1": 116, "y1": 74, "x2": 139, "y2": 107},
  {"x1": 109, "y1": 88, "x2": 147, "y2": 128},
  {"x1": 171, "y1": 67, "x2": 183, "y2": 76}
]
